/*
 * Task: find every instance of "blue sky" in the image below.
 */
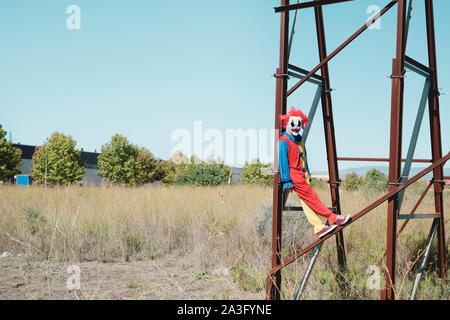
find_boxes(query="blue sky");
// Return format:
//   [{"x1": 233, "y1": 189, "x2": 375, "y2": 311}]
[{"x1": 0, "y1": 0, "x2": 449, "y2": 172}]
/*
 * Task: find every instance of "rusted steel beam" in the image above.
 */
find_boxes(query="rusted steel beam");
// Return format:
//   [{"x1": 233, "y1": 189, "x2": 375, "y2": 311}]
[
  {"x1": 425, "y1": 0, "x2": 446, "y2": 282},
  {"x1": 314, "y1": 1, "x2": 347, "y2": 274},
  {"x1": 398, "y1": 214, "x2": 440, "y2": 219},
  {"x1": 337, "y1": 157, "x2": 432, "y2": 163},
  {"x1": 384, "y1": 0, "x2": 407, "y2": 300},
  {"x1": 288, "y1": 64, "x2": 324, "y2": 82},
  {"x1": 267, "y1": 0, "x2": 290, "y2": 301},
  {"x1": 405, "y1": 55, "x2": 432, "y2": 74},
  {"x1": 267, "y1": 152, "x2": 450, "y2": 278},
  {"x1": 287, "y1": 0, "x2": 397, "y2": 97},
  {"x1": 275, "y1": 0, "x2": 353, "y2": 12}
]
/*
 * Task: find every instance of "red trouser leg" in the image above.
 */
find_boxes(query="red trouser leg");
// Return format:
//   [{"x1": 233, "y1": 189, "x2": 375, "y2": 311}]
[{"x1": 292, "y1": 171, "x2": 337, "y2": 225}]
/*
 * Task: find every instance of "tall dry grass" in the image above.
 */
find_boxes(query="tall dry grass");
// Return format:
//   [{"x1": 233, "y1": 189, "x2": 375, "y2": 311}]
[{"x1": 0, "y1": 183, "x2": 448, "y2": 299}]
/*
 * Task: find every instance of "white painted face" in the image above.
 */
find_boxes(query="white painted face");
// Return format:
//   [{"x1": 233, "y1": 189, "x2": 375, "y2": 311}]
[{"x1": 287, "y1": 116, "x2": 302, "y2": 136}]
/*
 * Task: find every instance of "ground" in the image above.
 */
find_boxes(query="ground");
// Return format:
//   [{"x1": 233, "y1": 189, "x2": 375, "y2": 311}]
[{"x1": 0, "y1": 252, "x2": 262, "y2": 300}]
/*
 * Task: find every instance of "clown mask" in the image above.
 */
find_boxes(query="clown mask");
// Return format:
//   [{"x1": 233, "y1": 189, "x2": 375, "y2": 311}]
[
  {"x1": 286, "y1": 116, "x2": 302, "y2": 136},
  {"x1": 280, "y1": 106, "x2": 309, "y2": 136}
]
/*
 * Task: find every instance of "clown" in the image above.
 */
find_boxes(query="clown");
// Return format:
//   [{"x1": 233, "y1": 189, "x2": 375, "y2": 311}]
[{"x1": 278, "y1": 106, "x2": 351, "y2": 238}]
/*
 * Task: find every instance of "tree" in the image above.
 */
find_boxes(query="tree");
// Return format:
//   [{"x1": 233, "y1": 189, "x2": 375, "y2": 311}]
[
  {"x1": 97, "y1": 134, "x2": 160, "y2": 186},
  {"x1": 156, "y1": 151, "x2": 189, "y2": 185},
  {"x1": 241, "y1": 159, "x2": 273, "y2": 186},
  {"x1": 342, "y1": 172, "x2": 364, "y2": 191},
  {"x1": 31, "y1": 132, "x2": 84, "y2": 186},
  {"x1": 0, "y1": 125, "x2": 22, "y2": 182},
  {"x1": 364, "y1": 168, "x2": 388, "y2": 194},
  {"x1": 174, "y1": 158, "x2": 231, "y2": 186}
]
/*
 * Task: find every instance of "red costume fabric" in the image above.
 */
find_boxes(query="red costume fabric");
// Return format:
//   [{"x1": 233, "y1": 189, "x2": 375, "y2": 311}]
[{"x1": 279, "y1": 134, "x2": 337, "y2": 226}]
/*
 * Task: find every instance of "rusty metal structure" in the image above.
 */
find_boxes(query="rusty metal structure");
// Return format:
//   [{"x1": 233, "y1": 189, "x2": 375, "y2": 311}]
[{"x1": 266, "y1": 0, "x2": 448, "y2": 300}]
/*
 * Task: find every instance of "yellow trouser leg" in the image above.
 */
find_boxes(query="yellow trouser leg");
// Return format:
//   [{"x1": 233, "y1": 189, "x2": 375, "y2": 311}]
[{"x1": 299, "y1": 198, "x2": 325, "y2": 235}]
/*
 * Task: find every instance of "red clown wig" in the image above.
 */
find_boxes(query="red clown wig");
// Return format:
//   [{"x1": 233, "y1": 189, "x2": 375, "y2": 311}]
[{"x1": 280, "y1": 106, "x2": 309, "y2": 129}]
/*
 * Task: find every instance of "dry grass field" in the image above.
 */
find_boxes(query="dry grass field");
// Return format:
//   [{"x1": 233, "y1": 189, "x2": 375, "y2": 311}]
[{"x1": 0, "y1": 184, "x2": 448, "y2": 300}]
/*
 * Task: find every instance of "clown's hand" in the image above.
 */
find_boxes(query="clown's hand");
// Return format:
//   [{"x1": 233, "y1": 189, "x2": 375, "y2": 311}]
[{"x1": 283, "y1": 182, "x2": 294, "y2": 192}]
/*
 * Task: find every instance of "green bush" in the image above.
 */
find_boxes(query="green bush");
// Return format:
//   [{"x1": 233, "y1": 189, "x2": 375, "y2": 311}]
[
  {"x1": 363, "y1": 169, "x2": 388, "y2": 194},
  {"x1": 253, "y1": 199, "x2": 310, "y2": 249},
  {"x1": 342, "y1": 172, "x2": 364, "y2": 191},
  {"x1": 231, "y1": 266, "x2": 264, "y2": 292},
  {"x1": 241, "y1": 159, "x2": 273, "y2": 186},
  {"x1": 174, "y1": 160, "x2": 231, "y2": 186}
]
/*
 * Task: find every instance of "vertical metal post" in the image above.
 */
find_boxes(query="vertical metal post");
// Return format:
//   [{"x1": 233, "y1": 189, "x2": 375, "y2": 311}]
[
  {"x1": 424, "y1": 0, "x2": 446, "y2": 282},
  {"x1": 313, "y1": 2, "x2": 346, "y2": 272},
  {"x1": 267, "y1": 0, "x2": 290, "y2": 301},
  {"x1": 384, "y1": 0, "x2": 406, "y2": 301}
]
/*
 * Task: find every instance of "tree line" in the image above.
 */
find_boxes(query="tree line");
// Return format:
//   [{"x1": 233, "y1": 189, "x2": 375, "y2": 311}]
[
  {"x1": 0, "y1": 125, "x2": 234, "y2": 186},
  {"x1": 1, "y1": 124, "x2": 434, "y2": 191}
]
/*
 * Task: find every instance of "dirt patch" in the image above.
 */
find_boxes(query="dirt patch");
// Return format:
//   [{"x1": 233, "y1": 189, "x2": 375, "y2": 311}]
[{"x1": 0, "y1": 253, "x2": 264, "y2": 300}]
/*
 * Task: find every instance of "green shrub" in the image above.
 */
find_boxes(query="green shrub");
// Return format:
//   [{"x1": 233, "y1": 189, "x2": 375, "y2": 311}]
[
  {"x1": 363, "y1": 169, "x2": 388, "y2": 194},
  {"x1": 174, "y1": 161, "x2": 230, "y2": 186},
  {"x1": 231, "y1": 267, "x2": 264, "y2": 292},
  {"x1": 342, "y1": 172, "x2": 364, "y2": 191},
  {"x1": 241, "y1": 159, "x2": 273, "y2": 186},
  {"x1": 253, "y1": 199, "x2": 310, "y2": 249},
  {"x1": 125, "y1": 233, "x2": 144, "y2": 253},
  {"x1": 24, "y1": 207, "x2": 49, "y2": 236}
]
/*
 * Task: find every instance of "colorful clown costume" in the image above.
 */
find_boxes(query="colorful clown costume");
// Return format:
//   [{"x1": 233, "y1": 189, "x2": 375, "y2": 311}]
[{"x1": 278, "y1": 106, "x2": 350, "y2": 237}]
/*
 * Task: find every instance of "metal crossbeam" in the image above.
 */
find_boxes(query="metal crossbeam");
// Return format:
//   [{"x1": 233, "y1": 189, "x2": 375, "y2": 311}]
[
  {"x1": 275, "y1": 0, "x2": 353, "y2": 13},
  {"x1": 337, "y1": 157, "x2": 432, "y2": 163},
  {"x1": 398, "y1": 214, "x2": 440, "y2": 220}
]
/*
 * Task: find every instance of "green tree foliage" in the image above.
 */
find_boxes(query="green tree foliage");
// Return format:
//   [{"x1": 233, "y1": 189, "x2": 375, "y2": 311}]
[
  {"x1": 97, "y1": 134, "x2": 159, "y2": 186},
  {"x1": 31, "y1": 132, "x2": 84, "y2": 186},
  {"x1": 364, "y1": 168, "x2": 388, "y2": 194},
  {"x1": 156, "y1": 152, "x2": 189, "y2": 185},
  {"x1": 241, "y1": 159, "x2": 273, "y2": 186},
  {"x1": 0, "y1": 125, "x2": 22, "y2": 182},
  {"x1": 342, "y1": 172, "x2": 364, "y2": 191},
  {"x1": 174, "y1": 157, "x2": 231, "y2": 186}
]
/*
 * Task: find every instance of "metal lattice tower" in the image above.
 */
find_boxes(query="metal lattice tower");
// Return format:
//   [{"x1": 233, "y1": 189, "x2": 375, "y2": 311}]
[{"x1": 266, "y1": 0, "x2": 448, "y2": 300}]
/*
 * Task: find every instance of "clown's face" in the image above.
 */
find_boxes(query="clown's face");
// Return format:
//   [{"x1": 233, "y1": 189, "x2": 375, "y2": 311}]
[{"x1": 286, "y1": 116, "x2": 302, "y2": 136}]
